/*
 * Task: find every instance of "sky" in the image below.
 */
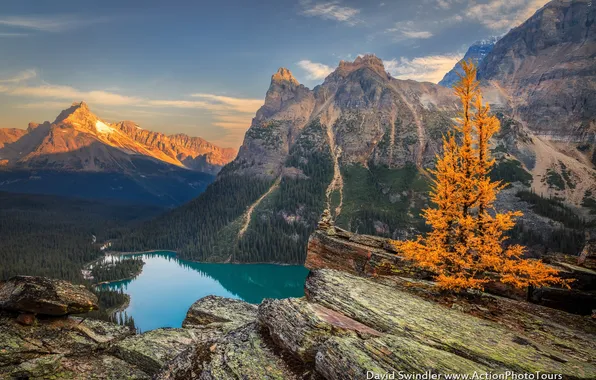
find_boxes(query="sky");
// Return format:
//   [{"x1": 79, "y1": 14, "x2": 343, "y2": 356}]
[{"x1": 0, "y1": 0, "x2": 549, "y2": 148}]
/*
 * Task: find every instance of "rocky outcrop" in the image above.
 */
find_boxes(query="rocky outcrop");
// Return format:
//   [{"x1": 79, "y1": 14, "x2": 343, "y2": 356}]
[
  {"x1": 110, "y1": 328, "x2": 200, "y2": 376},
  {"x1": 182, "y1": 295, "x2": 257, "y2": 328},
  {"x1": 0, "y1": 309, "x2": 149, "y2": 379},
  {"x1": 3, "y1": 252, "x2": 596, "y2": 379},
  {"x1": 306, "y1": 225, "x2": 596, "y2": 315},
  {"x1": 306, "y1": 226, "x2": 430, "y2": 278},
  {"x1": 158, "y1": 268, "x2": 596, "y2": 379},
  {"x1": 155, "y1": 297, "x2": 269, "y2": 379},
  {"x1": 258, "y1": 297, "x2": 382, "y2": 364},
  {"x1": 0, "y1": 275, "x2": 205, "y2": 378},
  {"x1": 305, "y1": 269, "x2": 595, "y2": 377},
  {"x1": 0, "y1": 276, "x2": 98, "y2": 316},
  {"x1": 578, "y1": 232, "x2": 596, "y2": 268}
]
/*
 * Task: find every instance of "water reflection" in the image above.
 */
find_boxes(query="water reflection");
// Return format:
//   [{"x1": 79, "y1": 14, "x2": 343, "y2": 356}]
[{"x1": 98, "y1": 252, "x2": 309, "y2": 331}]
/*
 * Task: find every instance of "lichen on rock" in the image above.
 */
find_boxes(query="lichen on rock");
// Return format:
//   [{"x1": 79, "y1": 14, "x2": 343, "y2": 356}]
[{"x1": 0, "y1": 276, "x2": 98, "y2": 316}]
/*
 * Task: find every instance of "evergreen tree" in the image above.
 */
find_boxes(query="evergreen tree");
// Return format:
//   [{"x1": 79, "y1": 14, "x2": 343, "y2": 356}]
[{"x1": 392, "y1": 61, "x2": 564, "y2": 291}]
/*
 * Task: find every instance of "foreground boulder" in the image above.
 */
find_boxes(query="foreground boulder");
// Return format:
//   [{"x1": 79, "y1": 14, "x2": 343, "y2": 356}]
[
  {"x1": 304, "y1": 269, "x2": 596, "y2": 378},
  {"x1": 187, "y1": 323, "x2": 301, "y2": 380},
  {"x1": 110, "y1": 328, "x2": 200, "y2": 376},
  {"x1": 182, "y1": 295, "x2": 257, "y2": 328},
  {"x1": 258, "y1": 297, "x2": 382, "y2": 364},
  {"x1": 155, "y1": 297, "x2": 274, "y2": 379},
  {"x1": 0, "y1": 276, "x2": 98, "y2": 316},
  {"x1": 0, "y1": 312, "x2": 147, "y2": 379},
  {"x1": 156, "y1": 269, "x2": 596, "y2": 379}
]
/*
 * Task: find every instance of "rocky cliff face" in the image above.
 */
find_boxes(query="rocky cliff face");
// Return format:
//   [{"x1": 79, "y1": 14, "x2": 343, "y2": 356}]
[
  {"x1": 231, "y1": 55, "x2": 458, "y2": 178},
  {"x1": 475, "y1": 0, "x2": 596, "y2": 205},
  {"x1": 0, "y1": 102, "x2": 236, "y2": 174},
  {"x1": 479, "y1": 0, "x2": 595, "y2": 142},
  {"x1": 439, "y1": 36, "x2": 500, "y2": 88},
  {"x1": 234, "y1": 67, "x2": 316, "y2": 177},
  {"x1": 2, "y1": 237, "x2": 595, "y2": 379}
]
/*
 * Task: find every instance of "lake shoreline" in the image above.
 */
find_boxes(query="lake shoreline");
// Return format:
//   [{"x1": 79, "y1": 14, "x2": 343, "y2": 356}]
[
  {"x1": 106, "y1": 249, "x2": 301, "y2": 266},
  {"x1": 90, "y1": 251, "x2": 310, "y2": 331},
  {"x1": 105, "y1": 249, "x2": 176, "y2": 256},
  {"x1": 94, "y1": 273, "x2": 140, "y2": 286},
  {"x1": 86, "y1": 255, "x2": 146, "y2": 286},
  {"x1": 107, "y1": 293, "x2": 131, "y2": 314}
]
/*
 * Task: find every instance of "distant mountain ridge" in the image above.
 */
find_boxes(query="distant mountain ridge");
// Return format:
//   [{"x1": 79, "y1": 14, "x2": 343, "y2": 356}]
[
  {"x1": 439, "y1": 36, "x2": 500, "y2": 87},
  {"x1": 0, "y1": 102, "x2": 229, "y2": 206},
  {"x1": 0, "y1": 102, "x2": 236, "y2": 174},
  {"x1": 114, "y1": 121, "x2": 236, "y2": 175}
]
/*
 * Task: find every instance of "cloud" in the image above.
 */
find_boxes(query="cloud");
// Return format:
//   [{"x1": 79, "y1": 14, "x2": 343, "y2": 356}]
[
  {"x1": 385, "y1": 21, "x2": 433, "y2": 42},
  {"x1": 13, "y1": 101, "x2": 70, "y2": 109},
  {"x1": 212, "y1": 114, "x2": 253, "y2": 131},
  {"x1": 0, "y1": 69, "x2": 36, "y2": 83},
  {"x1": 145, "y1": 95, "x2": 262, "y2": 115},
  {"x1": 300, "y1": 1, "x2": 361, "y2": 25},
  {"x1": 146, "y1": 99, "x2": 226, "y2": 110},
  {"x1": 464, "y1": 0, "x2": 549, "y2": 31},
  {"x1": 434, "y1": 0, "x2": 465, "y2": 10},
  {"x1": 400, "y1": 30, "x2": 433, "y2": 39},
  {"x1": 0, "y1": 32, "x2": 29, "y2": 37},
  {"x1": 297, "y1": 60, "x2": 334, "y2": 80},
  {"x1": 89, "y1": 107, "x2": 197, "y2": 121},
  {"x1": 189, "y1": 93, "x2": 263, "y2": 114},
  {"x1": 0, "y1": 15, "x2": 111, "y2": 32},
  {"x1": 210, "y1": 114, "x2": 254, "y2": 147},
  {"x1": 436, "y1": 0, "x2": 451, "y2": 9},
  {"x1": 0, "y1": 77, "x2": 261, "y2": 114},
  {"x1": 8, "y1": 84, "x2": 143, "y2": 106},
  {"x1": 384, "y1": 54, "x2": 463, "y2": 83}
]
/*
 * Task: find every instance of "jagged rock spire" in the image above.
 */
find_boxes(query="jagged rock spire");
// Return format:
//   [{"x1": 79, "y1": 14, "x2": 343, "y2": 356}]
[
  {"x1": 333, "y1": 54, "x2": 387, "y2": 79},
  {"x1": 271, "y1": 68, "x2": 299, "y2": 86}
]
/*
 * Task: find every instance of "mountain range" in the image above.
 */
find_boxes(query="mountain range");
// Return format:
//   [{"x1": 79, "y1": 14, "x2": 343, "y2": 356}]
[
  {"x1": 0, "y1": 102, "x2": 236, "y2": 206},
  {"x1": 114, "y1": 0, "x2": 595, "y2": 263}
]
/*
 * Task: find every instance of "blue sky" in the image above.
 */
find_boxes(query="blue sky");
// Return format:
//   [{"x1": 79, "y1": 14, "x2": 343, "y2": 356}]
[{"x1": 0, "y1": 0, "x2": 548, "y2": 147}]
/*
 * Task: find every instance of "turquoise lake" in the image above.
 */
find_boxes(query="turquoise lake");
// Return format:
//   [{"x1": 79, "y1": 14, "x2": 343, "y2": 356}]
[{"x1": 98, "y1": 252, "x2": 309, "y2": 332}]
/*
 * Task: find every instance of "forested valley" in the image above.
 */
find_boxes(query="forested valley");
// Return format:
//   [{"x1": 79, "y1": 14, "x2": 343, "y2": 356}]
[{"x1": 0, "y1": 191, "x2": 163, "y2": 282}]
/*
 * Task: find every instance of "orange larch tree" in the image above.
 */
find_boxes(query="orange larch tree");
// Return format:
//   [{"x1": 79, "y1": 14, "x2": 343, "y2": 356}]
[{"x1": 392, "y1": 60, "x2": 564, "y2": 291}]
